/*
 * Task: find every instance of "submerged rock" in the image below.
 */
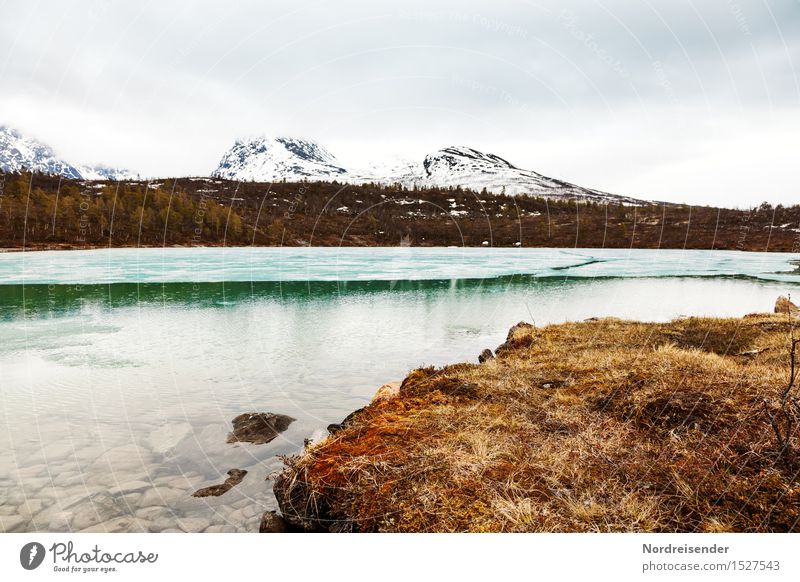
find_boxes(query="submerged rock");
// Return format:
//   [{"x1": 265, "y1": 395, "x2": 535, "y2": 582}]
[
  {"x1": 192, "y1": 469, "x2": 248, "y2": 498},
  {"x1": 89, "y1": 444, "x2": 154, "y2": 474},
  {"x1": 78, "y1": 516, "x2": 150, "y2": 533},
  {"x1": 147, "y1": 423, "x2": 192, "y2": 456},
  {"x1": 0, "y1": 515, "x2": 25, "y2": 533},
  {"x1": 70, "y1": 490, "x2": 131, "y2": 530},
  {"x1": 226, "y1": 413, "x2": 296, "y2": 445},
  {"x1": 175, "y1": 517, "x2": 212, "y2": 532}
]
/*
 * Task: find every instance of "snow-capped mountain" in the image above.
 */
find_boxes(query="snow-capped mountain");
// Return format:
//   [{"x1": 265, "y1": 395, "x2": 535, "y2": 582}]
[
  {"x1": 212, "y1": 136, "x2": 645, "y2": 204},
  {"x1": 417, "y1": 146, "x2": 638, "y2": 203},
  {"x1": 0, "y1": 126, "x2": 83, "y2": 179},
  {"x1": 0, "y1": 126, "x2": 135, "y2": 181},
  {"x1": 212, "y1": 136, "x2": 348, "y2": 182}
]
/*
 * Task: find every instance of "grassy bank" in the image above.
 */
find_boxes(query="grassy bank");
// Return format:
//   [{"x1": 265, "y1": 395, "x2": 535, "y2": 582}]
[{"x1": 275, "y1": 314, "x2": 800, "y2": 532}]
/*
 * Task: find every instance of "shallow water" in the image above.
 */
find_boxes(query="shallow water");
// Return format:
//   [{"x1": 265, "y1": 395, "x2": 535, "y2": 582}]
[{"x1": 0, "y1": 247, "x2": 798, "y2": 533}]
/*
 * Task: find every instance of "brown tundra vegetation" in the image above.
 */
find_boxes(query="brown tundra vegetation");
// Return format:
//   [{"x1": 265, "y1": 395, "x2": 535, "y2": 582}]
[
  {"x1": 275, "y1": 314, "x2": 800, "y2": 532},
  {"x1": 1, "y1": 171, "x2": 800, "y2": 250}
]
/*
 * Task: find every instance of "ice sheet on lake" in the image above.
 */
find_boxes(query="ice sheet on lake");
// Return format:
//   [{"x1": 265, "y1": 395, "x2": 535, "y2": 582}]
[{"x1": 0, "y1": 247, "x2": 798, "y2": 285}]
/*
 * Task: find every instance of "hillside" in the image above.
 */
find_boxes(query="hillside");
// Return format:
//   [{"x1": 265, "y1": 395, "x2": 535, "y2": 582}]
[
  {"x1": 274, "y1": 314, "x2": 800, "y2": 532},
  {"x1": 0, "y1": 171, "x2": 799, "y2": 251}
]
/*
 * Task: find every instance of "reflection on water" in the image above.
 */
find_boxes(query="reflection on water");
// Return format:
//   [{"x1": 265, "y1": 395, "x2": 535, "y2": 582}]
[{"x1": 1, "y1": 250, "x2": 799, "y2": 533}]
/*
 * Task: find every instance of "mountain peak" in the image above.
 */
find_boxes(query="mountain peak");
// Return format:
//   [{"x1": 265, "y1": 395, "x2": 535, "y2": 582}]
[
  {"x1": 0, "y1": 125, "x2": 136, "y2": 181},
  {"x1": 212, "y1": 136, "x2": 347, "y2": 182}
]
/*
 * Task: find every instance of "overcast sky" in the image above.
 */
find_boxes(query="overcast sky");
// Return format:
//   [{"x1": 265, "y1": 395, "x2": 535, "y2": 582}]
[{"x1": 1, "y1": 0, "x2": 798, "y2": 206}]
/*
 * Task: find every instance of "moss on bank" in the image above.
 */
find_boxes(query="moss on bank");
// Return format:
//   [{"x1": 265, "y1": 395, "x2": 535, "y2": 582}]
[{"x1": 275, "y1": 314, "x2": 800, "y2": 532}]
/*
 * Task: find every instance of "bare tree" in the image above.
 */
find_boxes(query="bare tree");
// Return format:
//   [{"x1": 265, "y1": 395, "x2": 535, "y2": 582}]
[{"x1": 763, "y1": 317, "x2": 800, "y2": 462}]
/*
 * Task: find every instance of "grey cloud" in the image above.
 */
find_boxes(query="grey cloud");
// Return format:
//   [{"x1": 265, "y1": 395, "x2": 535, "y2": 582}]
[{"x1": 0, "y1": 0, "x2": 798, "y2": 205}]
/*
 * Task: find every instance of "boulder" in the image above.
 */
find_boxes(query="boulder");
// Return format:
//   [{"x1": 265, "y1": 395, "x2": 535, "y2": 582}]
[
  {"x1": 327, "y1": 407, "x2": 367, "y2": 434},
  {"x1": 495, "y1": 321, "x2": 536, "y2": 356},
  {"x1": 506, "y1": 321, "x2": 535, "y2": 340},
  {"x1": 775, "y1": 295, "x2": 799, "y2": 315},
  {"x1": 478, "y1": 348, "x2": 494, "y2": 363},
  {"x1": 372, "y1": 382, "x2": 400, "y2": 403},
  {"x1": 226, "y1": 413, "x2": 296, "y2": 445},
  {"x1": 273, "y1": 471, "x2": 335, "y2": 532},
  {"x1": 259, "y1": 510, "x2": 291, "y2": 533}
]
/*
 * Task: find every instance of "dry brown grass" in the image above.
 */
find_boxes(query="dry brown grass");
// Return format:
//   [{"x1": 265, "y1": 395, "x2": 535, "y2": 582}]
[{"x1": 275, "y1": 314, "x2": 800, "y2": 532}]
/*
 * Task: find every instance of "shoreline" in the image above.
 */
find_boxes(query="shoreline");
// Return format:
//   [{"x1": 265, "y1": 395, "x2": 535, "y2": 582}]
[
  {"x1": 3, "y1": 243, "x2": 800, "y2": 254},
  {"x1": 269, "y1": 311, "x2": 800, "y2": 533}
]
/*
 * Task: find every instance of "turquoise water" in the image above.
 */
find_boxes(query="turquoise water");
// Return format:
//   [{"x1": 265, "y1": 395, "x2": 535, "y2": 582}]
[
  {"x1": 1, "y1": 247, "x2": 798, "y2": 284},
  {"x1": 0, "y1": 247, "x2": 798, "y2": 533}
]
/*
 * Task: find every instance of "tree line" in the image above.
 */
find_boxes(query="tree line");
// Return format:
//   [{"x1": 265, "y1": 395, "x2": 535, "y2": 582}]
[{"x1": 0, "y1": 171, "x2": 798, "y2": 251}]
